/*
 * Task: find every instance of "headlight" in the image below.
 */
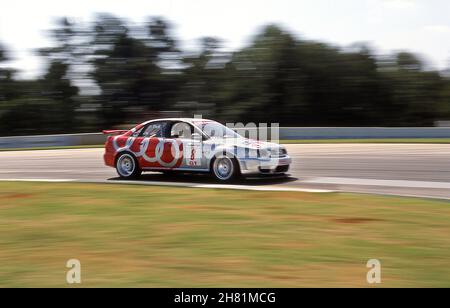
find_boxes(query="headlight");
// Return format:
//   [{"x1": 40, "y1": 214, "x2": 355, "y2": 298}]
[
  {"x1": 245, "y1": 148, "x2": 259, "y2": 159},
  {"x1": 269, "y1": 147, "x2": 287, "y2": 158},
  {"x1": 258, "y1": 149, "x2": 271, "y2": 159}
]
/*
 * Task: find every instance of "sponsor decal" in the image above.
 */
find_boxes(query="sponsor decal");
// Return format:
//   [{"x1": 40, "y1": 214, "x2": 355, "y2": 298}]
[{"x1": 113, "y1": 136, "x2": 183, "y2": 168}]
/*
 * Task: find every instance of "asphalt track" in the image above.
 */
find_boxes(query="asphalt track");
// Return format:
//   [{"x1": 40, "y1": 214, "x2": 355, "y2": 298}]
[{"x1": 0, "y1": 144, "x2": 450, "y2": 199}]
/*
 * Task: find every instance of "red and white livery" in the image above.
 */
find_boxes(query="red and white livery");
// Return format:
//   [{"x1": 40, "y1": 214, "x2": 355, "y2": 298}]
[{"x1": 104, "y1": 118, "x2": 291, "y2": 182}]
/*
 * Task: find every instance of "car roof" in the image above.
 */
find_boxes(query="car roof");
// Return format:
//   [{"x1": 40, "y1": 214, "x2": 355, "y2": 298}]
[{"x1": 141, "y1": 118, "x2": 215, "y2": 126}]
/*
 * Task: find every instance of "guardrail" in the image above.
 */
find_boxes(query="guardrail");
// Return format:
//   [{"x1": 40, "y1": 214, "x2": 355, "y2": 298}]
[
  {"x1": 1, "y1": 127, "x2": 450, "y2": 149},
  {"x1": 0, "y1": 133, "x2": 106, "y2": 149}
]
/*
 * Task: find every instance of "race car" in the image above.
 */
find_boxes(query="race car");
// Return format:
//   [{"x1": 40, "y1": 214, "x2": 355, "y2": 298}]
[{"x1": 103, "y1": 118, "x2": 292, "y2": 182}]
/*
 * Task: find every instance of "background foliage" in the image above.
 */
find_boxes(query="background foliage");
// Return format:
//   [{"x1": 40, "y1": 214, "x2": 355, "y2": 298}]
[{"x1": 1, "y1": 15, "x2": 450, "y2": 136}]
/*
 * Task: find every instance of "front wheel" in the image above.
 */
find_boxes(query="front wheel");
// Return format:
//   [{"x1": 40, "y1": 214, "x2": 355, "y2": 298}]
[
  {"x1": 211, "y1": 155, "x2": 240, "y2": 182},
  {"x1": 116, "y1": 152, "x2": 142, "y2": 179}
]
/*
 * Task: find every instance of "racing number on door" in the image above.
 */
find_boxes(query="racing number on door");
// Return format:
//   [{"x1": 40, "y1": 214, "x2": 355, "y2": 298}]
[{"x1": 189, "y1": 148, "x2": 197, "y2": 166}]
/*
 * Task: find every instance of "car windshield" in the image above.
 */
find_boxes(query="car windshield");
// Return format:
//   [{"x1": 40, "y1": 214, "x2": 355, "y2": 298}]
[{"x1": 194, "y1": 121, "x2": 241, "y2": 139}]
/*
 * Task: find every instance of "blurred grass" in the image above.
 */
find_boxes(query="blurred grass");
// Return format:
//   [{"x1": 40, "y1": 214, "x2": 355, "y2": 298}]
[{"x1": 0, "y1": 182, "x2": 450, "y2": 287}]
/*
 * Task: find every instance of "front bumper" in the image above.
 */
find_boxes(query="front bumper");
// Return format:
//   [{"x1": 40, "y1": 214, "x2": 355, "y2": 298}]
[{"x1": 238, "y1": 156, "x2": 292, "y2": 175}]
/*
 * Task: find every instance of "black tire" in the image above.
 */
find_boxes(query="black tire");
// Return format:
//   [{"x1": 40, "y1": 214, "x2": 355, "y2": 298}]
[
  {"x1": 115, "y1": 152, "x2": 142, "y2": 179},
  {"x1": 211, "y1": 154, "x2": 240, "y2": 182}
]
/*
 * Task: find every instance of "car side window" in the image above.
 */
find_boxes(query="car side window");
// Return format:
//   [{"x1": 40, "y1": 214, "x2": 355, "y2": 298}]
[
  {"x1": 131, "y1": 126, "x2": 145, "y2": 137},
  {"x1": 170, "y1": 122, "x2": 194, "y2": 139},
  {"x1": 141, "y1": 122, "x2": 166, "y2": 138}
]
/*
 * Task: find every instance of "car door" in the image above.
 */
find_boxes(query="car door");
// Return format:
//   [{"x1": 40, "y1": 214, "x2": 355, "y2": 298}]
[
  {"x1": 138, "y1": 121, "x2": 172, "y2": 169},
  {"x1": 169, "y1": 121, "x2": 206, "y2": 170}
]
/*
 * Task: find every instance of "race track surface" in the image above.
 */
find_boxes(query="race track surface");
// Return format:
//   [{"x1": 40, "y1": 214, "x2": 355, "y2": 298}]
[{"x1": 1, "y1": 144, "x2": 450, "y2": 199}]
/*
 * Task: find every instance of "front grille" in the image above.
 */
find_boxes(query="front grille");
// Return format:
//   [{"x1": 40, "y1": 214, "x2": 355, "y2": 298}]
[
  {"x1": 275, "y1": 165, "x2": 290, "y2": 173},
  {"x1": 258, "y1": 165, "x2": 290, "y2": 174}
]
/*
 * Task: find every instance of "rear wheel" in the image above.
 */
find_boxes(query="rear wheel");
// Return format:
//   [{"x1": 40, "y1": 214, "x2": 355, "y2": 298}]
[
  {"x1": 116, "y1": 153, "x2": 141, "y2": 179},
  {"x1": 211, "y1": 155, "x2": 239, "y2": 182}
]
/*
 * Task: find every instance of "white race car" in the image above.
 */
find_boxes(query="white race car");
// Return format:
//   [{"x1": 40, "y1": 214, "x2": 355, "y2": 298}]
[{"x1": 104, "y1": 118, "x2": 292, "y2": 182}]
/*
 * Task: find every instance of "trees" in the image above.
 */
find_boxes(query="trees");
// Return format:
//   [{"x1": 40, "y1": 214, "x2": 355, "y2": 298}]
[
  {"x1": 221, "y1": 26, "x2": 386, "y2": 126},
  {"x1": 0, "y1": 43, "x2": 17, "y2": 102},
  {"x1": 0, "y1": 44, "x2": 27, "y2": 135},
  {"x1": 37, "y1": 17, "x2": 82, "y2": 132},
  {"x1": 224, "y1": 26, "x2": 306, "y2": 125},
  {"x1": 90, "y1": 15, "x2": 181, "y2": 127},
  {"x1": 378, "y1": 53, "x2": 444, "y2": 126},
  {"x1": 1, "y1": 17, "x2": 450, "y2": 136},
  {"x1": 221, "y1": 26, "x2": 450, "y2": 127},
  {"x1": 178, "y1": 37, "x2": 232, "y2": 118}
]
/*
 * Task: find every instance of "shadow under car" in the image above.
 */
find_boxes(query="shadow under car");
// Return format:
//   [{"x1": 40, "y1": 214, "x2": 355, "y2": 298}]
[{"x1": 108, "y1": 172, "x2": 298, "y2": 186}]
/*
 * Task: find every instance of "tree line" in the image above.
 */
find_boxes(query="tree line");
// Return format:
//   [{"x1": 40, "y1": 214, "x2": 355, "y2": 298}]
[{"x1": 1, "y1": 14, "x2": 450, "y2": 136}]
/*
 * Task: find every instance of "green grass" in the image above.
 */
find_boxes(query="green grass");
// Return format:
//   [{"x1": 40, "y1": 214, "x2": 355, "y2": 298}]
[{"x1": 1, "y1": 182, "x2": 450, "y2": 287}]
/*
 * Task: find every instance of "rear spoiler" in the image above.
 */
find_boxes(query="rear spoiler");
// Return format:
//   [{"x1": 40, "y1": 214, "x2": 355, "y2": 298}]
[{"x1": 102, "y1": 130, "x2": 128, "y2": 135}]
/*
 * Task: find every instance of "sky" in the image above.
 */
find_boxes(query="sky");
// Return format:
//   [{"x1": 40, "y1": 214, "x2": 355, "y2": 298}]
[{"x1": 0, "y1": 0, "x2": 450, "y2": 79}]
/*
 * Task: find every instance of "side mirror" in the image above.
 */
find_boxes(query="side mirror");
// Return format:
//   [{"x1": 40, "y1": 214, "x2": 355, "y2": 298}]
[{"x1": 191, "y1": 133, "x2": 202, "y2": 141}]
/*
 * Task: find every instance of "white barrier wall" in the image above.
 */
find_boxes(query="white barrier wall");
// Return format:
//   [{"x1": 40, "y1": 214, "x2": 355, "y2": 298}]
[
  {"x1": 1, "y1": 128, "x2": 450, "y2": 149},
  {"x1": 0, "y1": 133, "x2": 106, "y2": 149}
]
